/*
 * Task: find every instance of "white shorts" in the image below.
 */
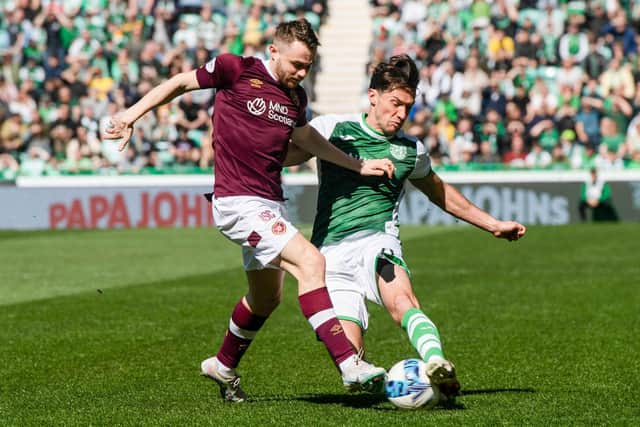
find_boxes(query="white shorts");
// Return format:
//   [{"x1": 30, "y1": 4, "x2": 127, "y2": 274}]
[
  {"x1": 212, "y1": 195, "x2": 298, "y2": 271},
  {"x1": 320, "y1": 231, "x2": 407, "y2": 331}
]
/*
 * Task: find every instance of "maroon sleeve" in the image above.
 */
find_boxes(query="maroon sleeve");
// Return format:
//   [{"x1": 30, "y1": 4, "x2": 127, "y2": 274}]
[
  {"x1": 295, "y1": 87, "x2": 308, "y2": 127},
  {"x1": 195, "y1": 53, "x2": 243, "y2": 89}
]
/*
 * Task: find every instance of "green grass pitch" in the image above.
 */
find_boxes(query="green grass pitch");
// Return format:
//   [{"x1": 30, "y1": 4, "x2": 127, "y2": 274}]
[{"x1": 1, "y1": 224, "x2": 638, "y2": 425}]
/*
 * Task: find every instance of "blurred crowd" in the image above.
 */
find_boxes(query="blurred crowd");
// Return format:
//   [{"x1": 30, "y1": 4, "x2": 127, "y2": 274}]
[
  {"x1": 3, "y1": 0, "x2": 640, "y2": 179},
  {"x1": 367, "y1": 0, "x2": 640, "y2": 170},
  {"x1": 0, "y1": 0, "x2": 326, "y2": 178}
]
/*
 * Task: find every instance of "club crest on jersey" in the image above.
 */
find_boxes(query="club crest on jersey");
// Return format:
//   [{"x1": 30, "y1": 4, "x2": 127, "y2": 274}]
[
  {"x1": 249, "y1": 78, "x2": 263, "y2": 88},
  {"x1": 390, "y1": 144, "x2": 407, "y2": 160},
  {"x1": 247, "y1": 97, "x2": 266, "y2": 115},
  {"x1": 272, "y1": 221, "x2": 286, "y2": 235},
  {"x1": 258, "y1": 210, "x2": 276, "y2": 222}
]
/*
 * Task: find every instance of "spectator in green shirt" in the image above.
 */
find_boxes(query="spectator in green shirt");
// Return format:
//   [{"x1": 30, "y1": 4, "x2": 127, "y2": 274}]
[{"x1": 579, "y1": 168, "x2": 618, "y2": 221}]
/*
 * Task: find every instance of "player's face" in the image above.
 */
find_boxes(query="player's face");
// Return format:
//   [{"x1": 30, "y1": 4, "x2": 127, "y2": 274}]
[
  {"x1": 269, "y1": 41, "x2": 315, "y2": 88},
  {"x1": 368, "y1": 87, "x2": 415, "y2": 135}
]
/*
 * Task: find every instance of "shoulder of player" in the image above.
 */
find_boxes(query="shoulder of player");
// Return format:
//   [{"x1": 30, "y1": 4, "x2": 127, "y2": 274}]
[
  {"x1": 200, "y1": 53, "x2": 244, "y2": 74},
  {"x1": 394, "y1": 130, "x2": 420, "y2": 147},
  {"x1": 212, "y1": 54, "x2": 264, "y2": 72},
  {"x1": 309, "y1": 113, "x2": 359, "y2": 140},
  {"x1": 310, "y1": 113, "x2": 359, "y2": 128}
]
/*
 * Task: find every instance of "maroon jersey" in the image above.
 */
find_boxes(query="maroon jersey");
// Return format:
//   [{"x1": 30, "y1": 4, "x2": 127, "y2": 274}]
[{"x1": 196, "y1": 54, "x2": 308, "y2": 201}]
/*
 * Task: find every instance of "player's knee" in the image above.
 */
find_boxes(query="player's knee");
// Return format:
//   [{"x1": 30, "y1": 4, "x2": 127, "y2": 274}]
[
  {"x1": 299, "y1": 245, "x2": 325, "y2": 280},
  {"x1": 389, "y1": 293, "x2": 418, "y2": 325}
]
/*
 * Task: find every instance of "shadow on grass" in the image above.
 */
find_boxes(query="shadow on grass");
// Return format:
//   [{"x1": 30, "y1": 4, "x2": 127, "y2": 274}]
[
  {"x1": 251, "y1": 388, "x2": 534, "y2": 409},
  {"x1": 253, "y1": 393, "x2": 466, "y2": 410},
  {"x1": 294, "y1": 393, "x2": 388, "y2": 408},
  {"x1": 250, "y1": 393, "x2": 386, "y2": 408},
  {"x1": 461, "y1": 388, "x2": 536, "y2": 396}
]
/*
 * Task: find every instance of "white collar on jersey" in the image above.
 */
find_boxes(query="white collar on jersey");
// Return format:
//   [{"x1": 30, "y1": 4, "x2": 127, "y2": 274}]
[
  {"x1": 359, "y1": 113, "x2": 390, "y2": 141},
  {"x1": 261, "y1": 58, "x2": 278, "y2": 81}
]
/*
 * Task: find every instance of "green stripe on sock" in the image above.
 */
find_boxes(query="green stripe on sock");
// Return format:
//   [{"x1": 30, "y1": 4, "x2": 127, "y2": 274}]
[
  {"x1": 424, "y1": 347, "x2": 444, "y2": 361},
  {"x1": 401, "y1": 308, "x2": 422, "y2": 329},
  {"x1": 402, "y1": 308, "x2": 444, "y2": 362},
  {"x1": 414, "y1": 323, "x2": 440, "y2": 339}
]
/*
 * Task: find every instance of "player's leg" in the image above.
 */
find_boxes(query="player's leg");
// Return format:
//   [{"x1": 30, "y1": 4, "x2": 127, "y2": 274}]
[
  {"x1": 202, "y1": 196, "x2": 287, "y2": 402},
  {"x1": 335, "y1": 315, "x2": 383, "y2": 392},
  {"x1": 320, "y1": 240, "x2": 367, "y2": 353},
  {"x1": 207, "y1": 196, "x2": 383, "y2": 392},
  {"x1": 376, "y1": 255, "x2": 460, "y2": 399},
  {"x1": 340, "y1": 319, "x2": 364, "y2": 354},
  {"x1": 319, "y1": 238, "x2": 386, "y2": 392},
  {"x1": 201, "y1": 269, "x2": 284, "y2": 403},
  {"x1": 275, "y1": 233, "x2": 386, "y2": 391}
]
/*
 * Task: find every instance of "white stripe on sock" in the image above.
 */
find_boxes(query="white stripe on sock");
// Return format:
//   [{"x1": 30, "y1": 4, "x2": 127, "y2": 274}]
[
  {"x1": 407, "y1": 313, "x2": 429, "y2": 337},
  {"x1": 417, "y1": 337, "x2": 442, "y2": 358},
  {"x1": 229, "y1": 318, "x2": 257, "y2": 339},
  {"x1": 308, "y1": 308, "x2": 336, "y2": 330},
  {"x1": 415, "y1": 334, "x2": 441, "y2": 354}
]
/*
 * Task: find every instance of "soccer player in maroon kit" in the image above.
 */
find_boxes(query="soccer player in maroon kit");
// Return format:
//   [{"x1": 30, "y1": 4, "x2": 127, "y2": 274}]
[{"x1": 103, "y1": 19, "x2": 392, "y2": 402}]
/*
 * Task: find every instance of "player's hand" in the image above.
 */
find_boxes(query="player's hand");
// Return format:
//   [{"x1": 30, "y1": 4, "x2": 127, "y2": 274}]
[
  {"x1": 102, "y1": 113, "x2": 134, "y2": 151},
  {"x1": 493, "y1": 221, "x2": 526, "y2": 241},
  {"x1": 360, "y1": 158, "x2": 395, "y2": 178}
]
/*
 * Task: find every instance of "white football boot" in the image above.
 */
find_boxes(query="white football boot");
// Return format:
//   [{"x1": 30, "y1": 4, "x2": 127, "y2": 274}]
[
  {"x1": 425, "y1": 358, "x2": 460, "y2": 400},
  {"x1": 341, "y1": 352, "x2": 387, "y2": 393},
  {"x1": 200, "y1": 357, "x2": 247, "y2": 403}
]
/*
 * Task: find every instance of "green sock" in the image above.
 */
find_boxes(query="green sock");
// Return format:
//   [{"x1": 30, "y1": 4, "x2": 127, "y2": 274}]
[{"x1": 401, "y1": 308, "x2": 444, "y2": 363}]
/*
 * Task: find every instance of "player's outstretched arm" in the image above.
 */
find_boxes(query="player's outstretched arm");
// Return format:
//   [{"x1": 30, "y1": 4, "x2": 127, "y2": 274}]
[
  {"x1": 411, "y1": 171, "x2": 526, "y2": 241},
  {"x1": 284, "y1": 141, "x2": 314, "y2": 167},
  {"x1": 102, "y1": 70, "x2": 201, "y2": 151},
  {"x1": 291, "y1": 124, "x2": 394, "y2": 177}
]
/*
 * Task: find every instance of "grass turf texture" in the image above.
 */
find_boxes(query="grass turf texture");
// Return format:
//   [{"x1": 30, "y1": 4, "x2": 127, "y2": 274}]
[{"x1": 1, "y1": 224, "x2": 638, "y2": 425}]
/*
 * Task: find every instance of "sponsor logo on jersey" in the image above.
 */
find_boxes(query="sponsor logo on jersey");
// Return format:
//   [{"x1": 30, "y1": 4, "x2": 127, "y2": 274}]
[
  {"x1": 258, "y1": 210, "x2": 276, "y2": 222},
  {"x1": 247, "y1": 97, "x2": 267, "y2": 115},
  {"x1": 246, "y1": 97, "x2": 295, "y2": 127},
  {"x1": 269, "y1": 100, "x2": 289, "y2": 115},
  {"x1": 249, "y1": 78, "x2": 263, "y2": 88},
  {"x1": 390, "y1": 144, "x2": 407, "y2": 160},
  {"x1": 271, "y1": 220, "x2": 287, "y2": 235}
]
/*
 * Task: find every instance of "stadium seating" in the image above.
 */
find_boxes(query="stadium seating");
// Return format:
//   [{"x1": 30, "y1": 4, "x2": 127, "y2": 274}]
[{"x1": 1, "y1": 0, "x2": 640, "y2": 181}]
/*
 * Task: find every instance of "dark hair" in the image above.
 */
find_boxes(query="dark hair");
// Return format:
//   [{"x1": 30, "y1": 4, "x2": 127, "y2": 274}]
[
  {"x1": 369, "y1": 54, "x2": 419, "y2": 95},
  {"x1": 274, "y1": 19, "x2": 320, "y2": 52}
]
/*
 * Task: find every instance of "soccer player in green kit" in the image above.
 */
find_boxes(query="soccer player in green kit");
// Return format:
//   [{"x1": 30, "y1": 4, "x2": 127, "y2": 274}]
[{"x1": 285, "y1": 54, "x2": 527, "y2": 400}]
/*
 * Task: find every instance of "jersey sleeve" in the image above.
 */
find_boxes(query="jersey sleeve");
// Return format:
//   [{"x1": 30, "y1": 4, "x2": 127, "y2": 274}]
[
  {"x1": 195, "y1": 53, "x2": 243, "y2": 89},
  {"x1": 408, "y1": 139, "x2": 432, "y2": 179},
  {"x1": 309, "y1": 114, "x2": 356, "y2": 139}
]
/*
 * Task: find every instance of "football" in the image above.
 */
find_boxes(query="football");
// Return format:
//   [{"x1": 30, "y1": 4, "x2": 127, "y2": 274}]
[{"x1": 385, "y1": 359, "x2": 440, "y2": 409}]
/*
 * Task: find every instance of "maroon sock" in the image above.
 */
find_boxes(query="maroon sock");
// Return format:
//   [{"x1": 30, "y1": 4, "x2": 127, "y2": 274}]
[
  {"x1": 216, "y1": 299, "x2": 267, "y2": 369},
  {"x1": 299, "y1": 287, "x2": 355, "y2": 367}
]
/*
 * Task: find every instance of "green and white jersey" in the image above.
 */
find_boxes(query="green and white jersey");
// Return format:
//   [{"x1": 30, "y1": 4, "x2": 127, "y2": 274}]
[{"x1": 310, "y1": 113, "x2": 431, "y2": 247}]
